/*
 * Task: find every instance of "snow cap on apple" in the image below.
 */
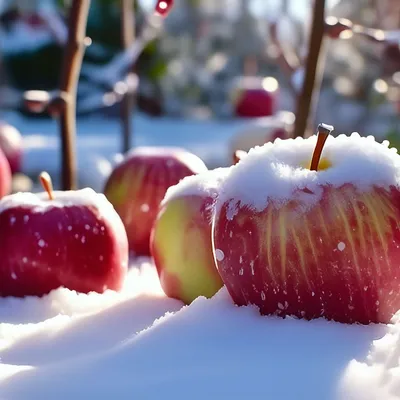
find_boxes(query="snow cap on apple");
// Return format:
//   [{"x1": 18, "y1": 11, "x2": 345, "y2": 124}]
[
  {"x1": 151, "y1": 168, "x2": 229, "y2": 304},
  {"x1": 213, "y1": 124, "x2": 400, "y2": 324},
  {"x1": 0, "y1": 172, "x2": 128, "y2": 297},
  {"x1": 104, "y1": 146, "x2": 208, "y2": 256}
]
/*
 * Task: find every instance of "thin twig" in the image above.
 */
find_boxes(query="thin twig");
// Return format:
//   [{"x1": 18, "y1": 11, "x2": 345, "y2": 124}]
[
  {"x1": 293, "y1": 0, "x2": 327, "y2": 138},
  {"x1": 59, "y1": 0, "x2": 91, "y2": 190},
  {"x1": 120, "y1": 0, "x2": 135, "y2": 153}
]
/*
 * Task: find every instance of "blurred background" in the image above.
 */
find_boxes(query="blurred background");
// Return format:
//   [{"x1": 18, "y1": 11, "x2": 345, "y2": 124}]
[{"x1": 0, "y1": 0, "x2": 399, "y2": 189}]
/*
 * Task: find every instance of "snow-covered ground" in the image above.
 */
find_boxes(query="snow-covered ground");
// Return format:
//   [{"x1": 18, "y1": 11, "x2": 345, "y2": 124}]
[
  {"x1": 1, "y1": 112, "x2": 400, "y2": 399},
  {"x1": 1, "y1": 258, "x2": 400, "y2": 400},
  {"x1": 3, "y1": 111, "x2": 246, "y2": 180}
]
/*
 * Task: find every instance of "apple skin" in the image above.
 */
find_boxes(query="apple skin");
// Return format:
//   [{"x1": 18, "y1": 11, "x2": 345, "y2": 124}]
[
  {"x1": 0, "y1": 189, "x2": 129, "y2": 297},
  {"x1": 213, "y1": 183, "x2": 400, "y2": 324},
  {"x1": 231, "y1": 77, "x2": 279, "y2": 118},
  {"x1": 0, "y1": 121, "x2": 23, "y2": 175},
  {"x1": 103, "y1": 147, "x2": 208, "y2": 256},
  {"x1": 150, "y1": 170, "x2": 227, "y2": 304},
  {"x1": 0, "y1": 146, "x2": 12, "y2": 198}
]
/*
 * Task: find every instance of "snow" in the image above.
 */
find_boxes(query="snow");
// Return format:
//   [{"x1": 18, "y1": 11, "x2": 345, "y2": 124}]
[
  {"x1": 217, "y1": 132, "x2": 400, "y2": 213},
  {"x1": 162, "y1": 167, "x2": 229, "y2": 205},
  {"x1": 1, "y1": 257, "x2": 400, "y2": 399},
  {"x1": 0, "y1": 188, "x2": 127, "y2": 245},
  {"x1": 1, "y1": 112, "x2": 400, "y2": 398},
  {"x1": 0, "y1": 188, "x2": 114, "y2": 212},
  {"x1": 0, "y1": 111, "x2": 249, "y2": 188}
]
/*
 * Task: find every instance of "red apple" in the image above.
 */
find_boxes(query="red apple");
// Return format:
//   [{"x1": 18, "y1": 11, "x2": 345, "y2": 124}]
[
  {"x1": 0, "y1": 121, "x2": 23, "y2": 175},
  {"x1": 150, "y1": 168, "x2": 227, "y2": 304},
  {"x1": 213, "y1": 125, "x2": 400, "y2": 324},
  {"x1": 231, "y1": 76, "x2": 279, "y2": 118},
  {"x1": 0, "y1": 145, "x2": 11, "y2": 199},
  {"x1": 154, "y1": 0, "x2": 174, "y2": 16},
  {"x1": 103, "y1": 147, "x2": 208, "y2": 256},
  {"x1": 0, "y1": 173, "x2": 128, "y2": 297}
]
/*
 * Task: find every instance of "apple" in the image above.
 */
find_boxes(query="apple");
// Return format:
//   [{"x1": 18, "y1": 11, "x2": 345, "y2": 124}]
[
  {"x1": 150, "y1": 168, "x2": 227, "y2": 304},
  {"x1": 0, "y1": 172, "x2": 128, "y2": 297},
  {"x1": 0, "y1": 121, "x2": 23, "y2": 175},
  {"x1": 103, "y1": 147, "x2": 208, "y2": 256},
  {"x1": 213, "y1": 124, "x2": 400, "y2": 324},
  {"x1": 231, "y1": 76, "x2": 279, "y2": 118},
  {"x1": 0, "y1": 145, "x2": 12, "y2": 199},
  {"x1": 230, "y1": 111, "x2": 294, "y2": 155},
  {"x1": 154, "y1": 0, "x2": 174, "y2": 16}
]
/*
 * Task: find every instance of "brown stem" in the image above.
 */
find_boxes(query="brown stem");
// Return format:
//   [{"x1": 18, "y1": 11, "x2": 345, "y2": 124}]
[
  {"x1": 310, "y1": 123, "x2": 333, "y2": 171},
  {"x1": 120, "y1": 0, "x2": 136, "y2": 153},
  {"x1": 39, "y1": 172, "x2": 55, "y2": 200},
  {"x1": 293, "y1": 0, "x2": 327, "y2": 138},
  {"x1": 59, "y1": 0, "x2": 91, "y2": 190}
]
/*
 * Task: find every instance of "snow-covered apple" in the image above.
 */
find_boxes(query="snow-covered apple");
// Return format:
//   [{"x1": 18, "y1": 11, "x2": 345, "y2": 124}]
[
  {"x1": 0, "y1": 172, "x2": 128, "y2": 297},
  {"x1": 104, "y1": 147, "x2": 207, "y2": 256},
  {"x1": 231, "y1": 76, "x2": 279, "y2": 118},
  {"x1": 150, "y1": 168, "x2": 227, "y2": 304},
  {"x1": 0, "y1": 121, "x2": 23, "y2": 174},
  {"x1": 213, "y1": 125, "x2": 400, "y2": 324}
]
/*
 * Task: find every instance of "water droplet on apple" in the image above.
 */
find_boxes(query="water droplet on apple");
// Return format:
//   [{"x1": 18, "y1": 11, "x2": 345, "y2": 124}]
[
  {"x1": 261, "y1": 291, "x2": 266, "y2": 301},
  {"x1": 140, "y1": 204, "x2": 150, "y2": 213},
  {"x1": 11, "y1": 272, "x2": 17, "y2": 280},
  {"x1": 81, "y1": 236, "x2": 86, "y2": 244},
  {"x1": 10, "y1": 216, "x2": 16, "y2": 226},
  {"x1": 68, "y1": 225, "x2": 72, "y2": 231},
  {"x1": 278, "y1": 302, "x2": 284, "y2": 310},
  {"x1": 22, "y1": 257, "x2": 28, "y2": 263},
  {"x1": 337, "y1": 242, "x2": 346, "y2": 251},
  {"x1": 85, "y1": 224, "x2": 90, "y2": 230},
  {"x1": 23, "y1": 215, "x2": 29, "y2": 223},
  {"x1": 215, "y1": 249, "x2": 225, "y2": 261},
  {"x1": 239, "y1": 268, "x2": 244, "y2": 276},
  {"x1": 38, "y1": 239, "x2": 45, "y2": 248}
]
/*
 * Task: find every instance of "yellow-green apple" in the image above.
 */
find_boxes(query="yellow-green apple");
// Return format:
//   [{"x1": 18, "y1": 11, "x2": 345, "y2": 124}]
[
  {"x1": 150, "y1": 168, "x2": 227, "y2": 304},
  {"x1": 213, "y1": 124, "x2": 400, "y2": 324},
  {"x1": 0, "y1": 172, "x2": 128, "y2": 297},
  {"x1": 103, "y1": 147, "x2": 207, "y2": 256},
  {"x1": 231, "y1": 76, "x2": 279, "y2": 118},
  {"x1": 0, "y1": 121, "x2": 23, "y2": 175}
]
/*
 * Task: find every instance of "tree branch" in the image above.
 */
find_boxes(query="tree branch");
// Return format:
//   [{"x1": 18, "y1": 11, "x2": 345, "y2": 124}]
[
  {"x1": 120, "y1": 0, "x2": 135, "y2": 153},
  {"x1": 293, "y1": 0, "x2": 327, "y2": 138},
  {"x1": 59, "y1": 0, "x2": 91, "y2": 190}
]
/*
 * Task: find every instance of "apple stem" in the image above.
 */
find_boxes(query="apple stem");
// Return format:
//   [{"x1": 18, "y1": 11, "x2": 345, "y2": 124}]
[
  {"x1": 233, "y1": 150, "x2": 247, "y2": 165},
  {"x1": 39, "y1": 172, "x2": 55, "y2": 200},
  {"x1": 310, "y1": 123, "x2": 334, "y2": 171}
]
